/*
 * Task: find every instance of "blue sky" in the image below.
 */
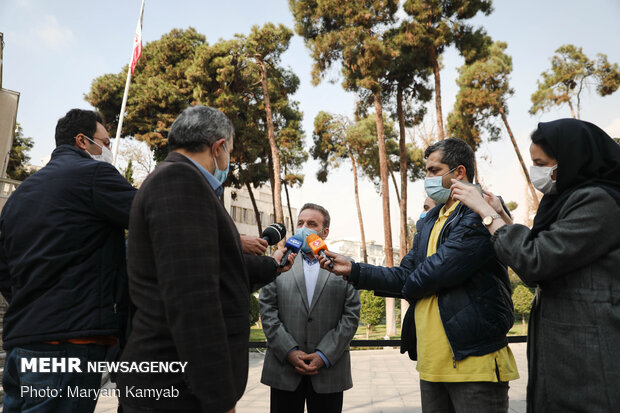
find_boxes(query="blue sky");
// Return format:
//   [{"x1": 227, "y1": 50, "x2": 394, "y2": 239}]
[{"x1": 2, "y1": 0, "x2": 620, "y2": 244}]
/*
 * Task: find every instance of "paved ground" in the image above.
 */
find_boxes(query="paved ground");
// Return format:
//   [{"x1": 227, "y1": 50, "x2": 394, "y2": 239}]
[{"x1": 95, "y1": 343, "x2": 528, "y2": 413}]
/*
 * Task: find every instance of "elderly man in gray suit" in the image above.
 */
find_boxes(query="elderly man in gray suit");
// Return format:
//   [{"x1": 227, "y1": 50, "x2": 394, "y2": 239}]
[{"x1": 259, "y1": 203, "x2": 360, "y2": 413}]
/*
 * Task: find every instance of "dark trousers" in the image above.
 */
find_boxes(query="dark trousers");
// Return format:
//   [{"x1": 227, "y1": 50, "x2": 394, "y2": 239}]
[
  {"x1": 420, "y1": 380, "x2": 509, "y2": 413},
  {"x1": 2, "y1": 342, "x2": 107, "y2": 413},
  {"x1": 270, "y1": 376, "x2": 343, "y2": 413}
]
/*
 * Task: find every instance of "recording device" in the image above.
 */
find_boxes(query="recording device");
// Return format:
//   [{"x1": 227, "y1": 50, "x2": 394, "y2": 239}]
[
  {"x1": 306, "y1": 234, "x2": 334, "y2": 269},
  {"x1": 279, "y1": 236, "x2": 303, "y2": 267},
  {"x1": 261, "y1": 223, "x2": 286, "y2": 245}
]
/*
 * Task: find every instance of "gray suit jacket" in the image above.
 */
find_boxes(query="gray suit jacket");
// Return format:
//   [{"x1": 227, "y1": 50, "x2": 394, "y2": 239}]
[{"x1": 259, "y1": 255, "x2": 360, "y2": 393}]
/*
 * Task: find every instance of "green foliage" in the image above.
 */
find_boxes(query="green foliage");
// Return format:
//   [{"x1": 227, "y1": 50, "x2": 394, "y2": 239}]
[
  {"x1": 360, "y1": 290, "x2": 385, "y2": 328},
  {"x1": 530, "y1": 44, "x2": 620, "y2": 118},
  {"x1": 507, "y1": 267, "x2": 522, "y2": 291},
  {"x1": 512, "y1": 285, "x2": 534, "y2": 318},
  {"x1": 249, "y1": 293, "x2": 260, "y2": 326},
  {"x1": 311, "y1": 112, "x2": 424, "y2": 188},
  {"x1": 87, "y1": 26, "x2": 307, "y2": 191},
  {"x1": 7, "y1": 124, "x2": 35, "y2": 181},
  {"x1": 505, "y1": 201, "x2": 518, "y2": 211},
  {"x1": 123, "y1": 159, "x2": 135, "y2": 186},
  {"x1": 447, "y1": 41, "x2": 513, "y2": 150},
  {"x1": 87, "y1": 28, "x2": 206, "y2": 157},
  {"x1": 402, "y1": 0, "x2": 493, "y2": 62},
  {"x1": 290, "y1": 0, "x2": 398, "y2": 92}
]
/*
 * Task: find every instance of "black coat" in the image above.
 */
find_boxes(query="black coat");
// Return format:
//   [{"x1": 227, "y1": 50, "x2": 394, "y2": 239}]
[
  {"x1": 0, "y1": 145, "x2": 136, "y2": 349},
  {"x1": 349, "y1": 202, "x2": 514, "y2": 361},
  {"x1": 118, "y1": 152, "x2": 280, "y2": 413}
]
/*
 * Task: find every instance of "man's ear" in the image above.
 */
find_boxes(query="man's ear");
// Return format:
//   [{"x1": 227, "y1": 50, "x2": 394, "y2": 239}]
[
  {"x1": 74, "y1": 134, "x2": 88, "y2": 150},
  {"x1": 456, "y1": 165, "x2": 468, "y2": 182},
  {"x1": 213, "y1": 138, "x2": 227, "y2": 156},
  {"x1": 322, "y1": 227, "x2": 329, "y2": 240}
]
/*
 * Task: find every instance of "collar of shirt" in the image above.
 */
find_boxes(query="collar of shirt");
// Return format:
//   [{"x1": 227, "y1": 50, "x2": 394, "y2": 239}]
[
  {"x1": 439, "y1": 200, "x2": 460, "y2": 218},
  {"x1": 301, "y1": 252, "x2": 319, "y2": 265},
  {"x1": 180, "y1": 154, "x2": 223, "y2": 197}
]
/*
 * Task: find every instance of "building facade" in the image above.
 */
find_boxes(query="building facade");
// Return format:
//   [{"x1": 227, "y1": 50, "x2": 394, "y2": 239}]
[{"x1": 222, "y1": 185, "x2": 298, "y2": 239}]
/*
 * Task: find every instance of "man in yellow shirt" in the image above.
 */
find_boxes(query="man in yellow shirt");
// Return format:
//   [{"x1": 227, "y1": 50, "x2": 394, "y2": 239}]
[{"x1": 321, "y1": 138, "x2": 519, "y2": 412}]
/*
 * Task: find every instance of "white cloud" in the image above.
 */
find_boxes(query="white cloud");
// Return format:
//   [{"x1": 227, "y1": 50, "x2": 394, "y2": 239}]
[{"x1": 37, "y1": 15, "x2": 73, "y2": 50}]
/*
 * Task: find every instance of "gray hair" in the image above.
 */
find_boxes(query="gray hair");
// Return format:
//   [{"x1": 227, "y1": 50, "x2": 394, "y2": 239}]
[
  {"x1": 168, "y1": 105, "x2": 234, "y2": 152},
  {"x1": 299, "y1": 203, "x2": 331, "y2": 229}
]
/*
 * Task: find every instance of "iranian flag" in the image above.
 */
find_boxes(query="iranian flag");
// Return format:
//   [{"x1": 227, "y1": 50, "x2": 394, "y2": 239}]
[{"x1": 130, "y1": 1, "x2": 144, "y2": 74}]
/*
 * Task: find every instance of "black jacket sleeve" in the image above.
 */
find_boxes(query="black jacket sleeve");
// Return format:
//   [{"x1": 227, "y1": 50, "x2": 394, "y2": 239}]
[{"x1": 92, "y1": 162, "x2": 137, "y2": 228}]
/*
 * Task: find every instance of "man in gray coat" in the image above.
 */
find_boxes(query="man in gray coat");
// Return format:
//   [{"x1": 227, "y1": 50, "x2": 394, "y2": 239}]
[{"x1": 259, "y1": 203, "x2": 360, "y2": 413}]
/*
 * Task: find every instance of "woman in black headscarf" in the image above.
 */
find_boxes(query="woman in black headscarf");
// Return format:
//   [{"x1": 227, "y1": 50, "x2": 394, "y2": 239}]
[{"x1": 450, "y1": 118, "x2": 620, "y2": 413}]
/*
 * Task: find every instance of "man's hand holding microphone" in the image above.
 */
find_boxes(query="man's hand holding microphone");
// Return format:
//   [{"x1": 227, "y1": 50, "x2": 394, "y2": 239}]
[{"x1": 242, "y1": 223, "x2": 297, "y2": 272}]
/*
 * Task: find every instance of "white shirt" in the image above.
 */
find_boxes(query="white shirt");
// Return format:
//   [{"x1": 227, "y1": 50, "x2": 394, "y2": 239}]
[{"x1": 302, "y1": 254, "x2": 320, "y2": 306}]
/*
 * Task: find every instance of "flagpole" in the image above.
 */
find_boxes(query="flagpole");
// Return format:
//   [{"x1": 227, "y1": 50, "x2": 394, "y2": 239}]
[{"x1": 112, "y1": 0, "x2": 145, "y2": 167}]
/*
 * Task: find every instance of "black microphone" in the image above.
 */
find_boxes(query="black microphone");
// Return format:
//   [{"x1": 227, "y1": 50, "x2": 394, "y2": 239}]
[{"x1": 261, "y1": 223, "x2": 286, "y2": 246}]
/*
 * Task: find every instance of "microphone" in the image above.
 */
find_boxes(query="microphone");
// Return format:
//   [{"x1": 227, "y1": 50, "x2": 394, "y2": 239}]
[
  {"x1": 306, "y1": 234, "x2": 334, "y2": 269},
  {"x1": 261, "y1": 223, "x2": 286, "y2": 246},
  {"x1": 279, "y1": 236, "x2": 303, "y2": 267}
]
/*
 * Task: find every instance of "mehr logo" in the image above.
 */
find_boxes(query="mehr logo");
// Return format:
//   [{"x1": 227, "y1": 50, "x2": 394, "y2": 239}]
[{"x1": 311, "y1": 240, "x2": 322, "y2": 247}]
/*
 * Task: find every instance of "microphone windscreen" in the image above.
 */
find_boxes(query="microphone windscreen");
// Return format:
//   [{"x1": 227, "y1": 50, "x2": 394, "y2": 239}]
[{"x1": 261, "y1": 223, "x2": 286, "y2": 245}]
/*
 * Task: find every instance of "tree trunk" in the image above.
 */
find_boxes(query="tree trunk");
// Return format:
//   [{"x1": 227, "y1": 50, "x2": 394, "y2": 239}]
[
  {"x1": 397, "y1": 87, "x2": 410, "y2": 329},
  {"x1": 245, "y1": 181, "x2": 263, "y2": 235},
  {"x1": 373, "y1": 90, "x2": 396, "y2": 337},
  {"x1": 499, "y1": 106, "x2": 540, "y2": 208},
  {"x1": 522, "y1": 313, "x2": 526, "y2": 335},
  {"x1": 429, "y1": 44, "x2": 445, "y2": 140},
  {"x1": 396, "y1": 86, "x2": 408, "y2": 263},
  {"x1": 366, "y1": 325, "x2": 370, "y2": 340},
  {"x1": 568, "y1": 100, "x2": 576, "y2": 119},
  {"x1": 267, "y1": 152, "x2": 276, "y2": 219},
  {"x1": 388, "y1": 165, "x2": 401, "y2": 204},
  {"x1": 283, "y1": 176, "x2": 295, "y2": 232},
  {"x1": 350, "y1": 154, "x2": 368, "y2": 263},
  {"x1": 257, "y1": 55, "x2": 284, "y2": 227}
]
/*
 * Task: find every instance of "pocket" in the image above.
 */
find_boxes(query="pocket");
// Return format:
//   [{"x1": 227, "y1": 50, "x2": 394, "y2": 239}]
[
  {"x1": 16, "y1": 347, "x2": 66, "y2": 404},
  {"x1": 540, "y1": 317, "x2": 608, "y2": 411}
]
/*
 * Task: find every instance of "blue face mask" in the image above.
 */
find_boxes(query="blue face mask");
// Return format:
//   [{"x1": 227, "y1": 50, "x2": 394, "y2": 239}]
[
  {"x1": 213, "y1": 142, "x2": 230, "y2": 184},
  {"x1": 419, "y1": 211, "x2": 427, "y2": 219},
  {"x1": 424, "y1": 167, "x2": 456, "y2": 204},
  {"x1": 295, "y1": 226, "x2": 318, "y2": 254}
]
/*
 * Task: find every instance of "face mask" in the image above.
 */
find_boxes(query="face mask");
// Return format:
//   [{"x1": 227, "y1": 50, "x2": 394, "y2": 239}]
[
  {"x1": 295, "y1": 226, "x2": 318, "y2": 254},
  {"x1": 83, "y1": 135, "x2": 114, "y2": 164},
  {"x1": 419, "y1": 211, "x2": 427, "y2": 219},
  {"x1": 213, "y1": 142, "x2": 230, "y2": 184},
  {"x1": 530, "y1": 164, "x2": 558, "y2": 194},
  {"x1": 424, "y1": 167, "x2": 456, "y2": 204}
]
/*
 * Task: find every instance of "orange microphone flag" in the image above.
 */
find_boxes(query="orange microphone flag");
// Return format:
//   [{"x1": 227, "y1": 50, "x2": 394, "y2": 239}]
[
  {"x1": 306, "y1": 234, "x2": 334, "y2": 268},
  {"x1": 306, "y1": 233, "x2": 328, "y2": 255}
]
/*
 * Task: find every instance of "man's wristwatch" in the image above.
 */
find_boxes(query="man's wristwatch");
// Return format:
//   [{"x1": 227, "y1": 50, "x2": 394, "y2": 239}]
[{"x1": 483, "y1": 214, "x2": 501, "y2": 226}]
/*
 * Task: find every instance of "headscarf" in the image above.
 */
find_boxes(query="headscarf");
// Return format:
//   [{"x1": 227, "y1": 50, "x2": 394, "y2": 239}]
[{"x1": 530, "y1": 118, "x2": 620, "y2": 237}]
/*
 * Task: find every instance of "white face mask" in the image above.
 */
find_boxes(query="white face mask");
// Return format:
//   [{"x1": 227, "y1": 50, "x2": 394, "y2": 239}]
[
  {"x1": 83, "y1": 135, "x2": 114, "y2": 164},
  {"x1": 530, "y1": 164, "x2": 558, "y2": 194}
]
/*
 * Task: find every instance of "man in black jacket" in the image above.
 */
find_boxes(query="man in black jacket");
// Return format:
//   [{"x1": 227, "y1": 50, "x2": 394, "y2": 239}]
[
  {"x1": 0, "y1": 109, "x2": 137, "y2": 412},
  {"x1": 320, "y1": 138, "x2": 519, "y2": 413},
  {"x1": 118, "y1": 105, "x2": 294, "y2": 413}
]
